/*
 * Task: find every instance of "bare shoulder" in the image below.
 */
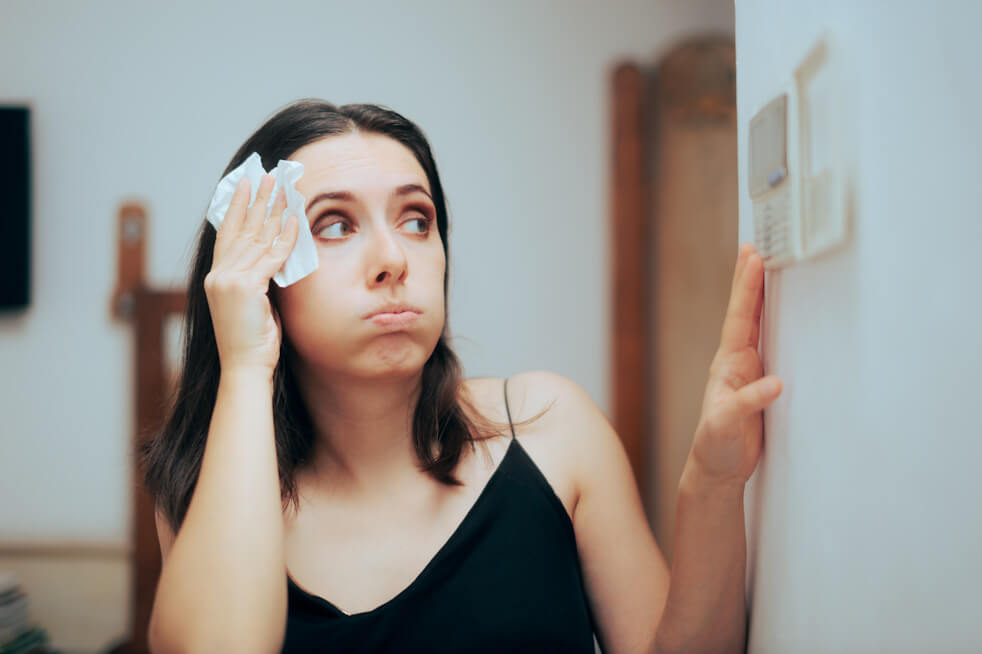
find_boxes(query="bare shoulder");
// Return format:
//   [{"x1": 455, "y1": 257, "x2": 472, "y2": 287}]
[
  {"x1": 462, "y1": 373, "x2": 666, "y2": 654},
  {"x1": 461, "y1": 371, "x2": 610, "y2": 519},
  {"x1": 462, "y1": 370, "x2": 594, "y2": 423}
]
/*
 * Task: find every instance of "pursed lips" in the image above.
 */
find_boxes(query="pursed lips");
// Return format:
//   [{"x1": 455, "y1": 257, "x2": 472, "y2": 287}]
[{"x1": 363, "y1": 305, "x2": 422, "y2": 319}]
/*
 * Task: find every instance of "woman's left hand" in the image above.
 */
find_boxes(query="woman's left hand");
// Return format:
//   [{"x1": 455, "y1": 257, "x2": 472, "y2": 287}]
[{"x1": 686, "y1": 242, "x2": 783, "y2": 488}]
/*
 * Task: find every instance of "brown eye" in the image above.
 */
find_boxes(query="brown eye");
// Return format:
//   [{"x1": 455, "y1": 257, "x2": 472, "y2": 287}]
[
  {"x1": 406, "y1": 216, "x2": 432, "y2": 234},
  {"x1": 316, "y1": 219, "x2": 351, "y2": 239}
]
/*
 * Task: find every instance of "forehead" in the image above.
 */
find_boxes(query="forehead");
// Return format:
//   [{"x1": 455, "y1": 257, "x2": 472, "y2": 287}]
[{"x1": 288, "y1": 132, "x2": 430, "y2": 196}]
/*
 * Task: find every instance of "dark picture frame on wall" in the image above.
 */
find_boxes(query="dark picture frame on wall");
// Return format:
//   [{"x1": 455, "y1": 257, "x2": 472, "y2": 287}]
[{"x1": 1, "y1": 105, "x2": 31, "y2": 312}]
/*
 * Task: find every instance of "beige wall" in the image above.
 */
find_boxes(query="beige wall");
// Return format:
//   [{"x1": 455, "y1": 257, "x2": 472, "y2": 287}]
[
  {"x1": 736, "y1": 1, "x2": 982, "y2": 652},
  {"x1": 0, "y1": 546, "x2": 129, "y2": 652}
]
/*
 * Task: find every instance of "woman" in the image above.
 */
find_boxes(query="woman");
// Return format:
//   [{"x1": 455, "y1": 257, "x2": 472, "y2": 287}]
[{"x1": 141, "y1": 99, "x2": 782, "y2": 654}]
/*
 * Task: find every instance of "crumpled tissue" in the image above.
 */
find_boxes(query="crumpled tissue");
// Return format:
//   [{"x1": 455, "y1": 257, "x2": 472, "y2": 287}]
[{"x1": 205, "y1": 152, "x2": 318, "y2": 287}]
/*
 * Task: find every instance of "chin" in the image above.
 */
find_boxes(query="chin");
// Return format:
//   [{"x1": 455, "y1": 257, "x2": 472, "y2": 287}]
[{"x1": 353, "y1": 333, "x2": 439, "y2": 379}]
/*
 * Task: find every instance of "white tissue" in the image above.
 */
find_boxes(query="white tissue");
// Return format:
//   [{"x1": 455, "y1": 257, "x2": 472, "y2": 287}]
[{"x1": 205, "y1": 152, "x2": 318, "y2": 287}]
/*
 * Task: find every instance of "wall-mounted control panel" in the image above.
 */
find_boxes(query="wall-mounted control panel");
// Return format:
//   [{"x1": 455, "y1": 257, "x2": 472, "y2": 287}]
[{"x1": 748, "y1": 37, "x2": 848, "y2": 269}]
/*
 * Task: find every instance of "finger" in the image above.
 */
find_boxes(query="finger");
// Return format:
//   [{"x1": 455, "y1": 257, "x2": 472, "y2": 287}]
[
  {"x1": 268, "y1": 186, "x2": 287, "y2": 228},
  {"x1": 223, "y1": 180, "x2": 283, "y2": 266},
  {"x1": 721, "y1": 242, "x2": 752, "y2": 341},
  {"x1": 720, "y1": 249, "x2": 765, "y2": 353},
  {"x1": 748, "y1": 262, "x2": 765, "y2": 346},
  {"x1": 255, "y1": 187, "x2": 288, "y2": 252},
  {"x1": 233, "y1": 205, "x2": 284, "y2": 271},
  {"x1": 708, "y1": 375, "x2": 782, "y2": 434},
  {"x1": 260, "y1": 197, "x2": 284, "y2": 242},
  {"x1": 729, "y1": 242, "x2": 751, "y2": 300},
  {"x1": 255, "y1": 215, "x2": 299, "y2": 280},
  {"x1": 214, "y1": 177, "x2": 251, "y2": 260},
  {"x1": 244, "y1": 173, "x2": 275, "y2": 236},
  {"x1": 248, "y1": 186, "x2": 287, "y2": 252},
  {"x1": 272, "y1": 185, "x2": 287, "y2": 215}
]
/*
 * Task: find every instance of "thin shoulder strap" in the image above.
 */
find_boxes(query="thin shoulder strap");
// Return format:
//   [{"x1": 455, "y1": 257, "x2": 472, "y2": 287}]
[{"x1": 503, "y1": 377, "x2": 517, "y2": 440}]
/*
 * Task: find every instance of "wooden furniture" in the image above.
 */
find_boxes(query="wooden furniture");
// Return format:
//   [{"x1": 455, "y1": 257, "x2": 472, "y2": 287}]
[
  {"x1": 609, "y1": 37, "x2": 738, "y2": 561},
  {"x1": 109, "y1": 203, "x2": 186, "y2": 654}
]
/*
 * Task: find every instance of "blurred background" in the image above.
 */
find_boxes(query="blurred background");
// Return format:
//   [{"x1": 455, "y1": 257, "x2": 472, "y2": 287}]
[
  {"x1": 0, "y1": 1, "x2": 735, "y2": 651},
  {"x1": 5, "y1": 1, "x2": 982, "y2": 653}
]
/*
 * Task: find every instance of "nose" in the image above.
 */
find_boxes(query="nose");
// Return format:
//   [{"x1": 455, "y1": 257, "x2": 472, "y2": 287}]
[{"x1": 366, "y1": 225, "x2": 408, "y2": 287}]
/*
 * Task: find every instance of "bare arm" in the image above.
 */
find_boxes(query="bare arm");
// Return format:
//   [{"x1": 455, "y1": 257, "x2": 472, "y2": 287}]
[
  {"x1": 538, "y1": 244, "x2": 778, "y2": 654},
  {"x1": 512, "y1": 371, "x2": 757, "y2": 654},
  {"x1": 654, "y1": 243, "x2": 782, "y2": 653},
  {"x1": 509, "y1": 370, "x2": 671, "y2": 654},
  {"x1": 148, "y1": 174, "x2": 299, "y2": 653},
  {"x1": 148, "y1": 370, "x2": 286, "y2": 654},
  {"x1": 654, "y1": 466, "x2": 747, "y2": 654}
]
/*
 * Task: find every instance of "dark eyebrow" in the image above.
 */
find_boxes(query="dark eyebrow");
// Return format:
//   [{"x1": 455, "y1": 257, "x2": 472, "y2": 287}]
[{"x1": 305, "y1": 184, "x2": 432, "y2": 213}]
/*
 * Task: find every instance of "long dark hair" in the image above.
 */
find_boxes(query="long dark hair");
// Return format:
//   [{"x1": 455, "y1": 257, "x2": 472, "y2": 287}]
[{"x1": 141, "y1": 99, "x2": 549, "y2": 532}]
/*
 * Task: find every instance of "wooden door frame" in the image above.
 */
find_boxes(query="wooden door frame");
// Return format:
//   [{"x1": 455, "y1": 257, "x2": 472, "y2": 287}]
[
  {"x1": 609, "y1": 37, "x2": 737, "y2": 526},
  {"x1": 609, "y1": 62, "x2": 649, "y2": 496},
  {"x1": 110, "y1": 203, "x2": 186, "y2": 654}
]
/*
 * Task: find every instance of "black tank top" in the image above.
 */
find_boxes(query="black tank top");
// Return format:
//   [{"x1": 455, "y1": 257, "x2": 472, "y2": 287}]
[{"x1": 282, "y1": 378, "x2": 598, "y2": 653}]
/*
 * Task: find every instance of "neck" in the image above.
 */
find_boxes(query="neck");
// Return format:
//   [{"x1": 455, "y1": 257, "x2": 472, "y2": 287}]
[{"x1": 292, "y1": 361, "x2": 429, "y2": 499}]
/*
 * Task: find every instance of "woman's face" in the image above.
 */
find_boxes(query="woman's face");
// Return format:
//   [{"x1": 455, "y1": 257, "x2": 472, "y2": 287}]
[{"x1": 276, "y1": 131, "x2": 446, "y2": 380}]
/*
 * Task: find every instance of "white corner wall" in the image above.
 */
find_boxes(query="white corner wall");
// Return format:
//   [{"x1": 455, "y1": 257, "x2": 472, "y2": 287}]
[
  {"x1": 0, "y1": 0, "x2": 734, "y2": 545},
  {"x1": 736, "y1": 2, "x2": 982, "y2": 653}
]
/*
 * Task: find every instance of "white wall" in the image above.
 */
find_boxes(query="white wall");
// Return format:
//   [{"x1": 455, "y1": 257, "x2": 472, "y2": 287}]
[
  {"x1": 0, "y1": 0, "x2": 734, "y2": 544},
  {"x1": 736, "y1": 2, "x2": 982, "y2": 653}
]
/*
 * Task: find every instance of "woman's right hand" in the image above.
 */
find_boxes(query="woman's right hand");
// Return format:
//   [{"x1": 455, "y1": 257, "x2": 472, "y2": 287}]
[{"x1": 204, "y1": 173, "x2": 299, "y2": 378}]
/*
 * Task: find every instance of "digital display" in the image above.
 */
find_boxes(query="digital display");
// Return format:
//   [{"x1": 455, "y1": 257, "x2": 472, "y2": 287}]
[
  {"x1": 0, "y1": 106, "x2": 30, "y2": 311},
  {"x1": 748, "y1": 94, "x2": 787, "y2": 198}
]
